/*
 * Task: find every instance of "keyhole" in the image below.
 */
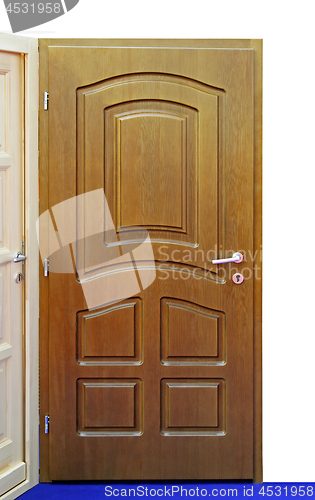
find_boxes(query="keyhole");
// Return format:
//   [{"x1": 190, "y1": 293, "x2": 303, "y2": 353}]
[
  {"x1": 15, "y1": 273, "x2": 23, "y2": 284},
  {"x1": 233, "y1": 273, "x2": 243, "y2": 284}
]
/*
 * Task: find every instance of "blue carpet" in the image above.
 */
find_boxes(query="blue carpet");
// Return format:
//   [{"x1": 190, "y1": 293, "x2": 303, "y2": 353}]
[
  {"x1": 19, "y1": 482, "x2": 315, "y2": 499},
  {"x1": 19, "y1": 482, "x2": 251, "y2": 499},
  {"x1": 20, "y1": 483, "x2": 106, "y2": 499}
]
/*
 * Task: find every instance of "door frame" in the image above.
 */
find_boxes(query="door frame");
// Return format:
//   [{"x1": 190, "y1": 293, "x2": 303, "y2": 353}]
[
  {"x1": 0, "y1": 33, "x2": 38, "y2": 499},
  {"x1": 38, "y1": 38, "x2": 262, "y2": 483}
]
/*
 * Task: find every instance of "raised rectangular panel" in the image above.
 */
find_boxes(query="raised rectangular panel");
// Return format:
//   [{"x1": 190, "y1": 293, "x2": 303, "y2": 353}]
[
  {"x1": 104, "y1": 100, "x2": 198, "y2": 245},
  {"x1": 77, "y1": 298, "x2": 142, "y2": 365},
  {"x1": 84, "y1": 306, "x2": 135, "y2": 357},
  {"x1": 0, "y1": 167, "x2": 11, "y2": 251},
  {"x1": 0, "y1": 172, "x2": 5, "y2": 248},
  {"x1": 85, "y1": 384, "x2": 134, "y2": 428},
  {"x1": 0, "y1": 463, "x2": 26, "y2": 497},
  {"x1": 0, "y1": 69, "x2": 12, "y2": 167},
  {"x1": 168, "y1": 301, "x2": 218, "y2": 356},
  {"x1": 0, "y1": 264, "x2": 7, "y2": 345},
  {"x1": 0, "y1": 360, "x2": 7, "y2": 442},
  {"x1": 77, "y1": 379, "x2": 143, "y2": 436},
  {"x1": 0, "y1": 73, "x2": 5, "y2": 154},
  {"x1": 161, "y1": 298, "x2": 226, "y2": 365},
  {"x1": 161, "y1": 379, "x2": 226, "y2": 436},
  {"x1": 118, "y1": 112, "x2": 184, "y2": 229},
  {"x1": 169, "y1": 384, "x2": 218, "y2": 428}
]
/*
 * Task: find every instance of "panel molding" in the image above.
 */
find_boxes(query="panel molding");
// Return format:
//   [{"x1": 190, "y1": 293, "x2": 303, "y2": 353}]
[
  {"x1": 0, "y1": 462, "x2": 26, "y2": 496},
  {"x1": 76, "y1": 72, "x2": 225, "y2": 266},
  {"x1": 0, "y1": 264, "x2": 7, "y2": 345},
  {"x1": 161, "y1": 379, "x2": 226, "y2": 436},
  {"x1": 0, "y1": 361, "x2": 7, "y2": 444},
  {"x1": 0, "y1": 172, "x2": 4, "y2": 248},
  {"x1": 116, "y1": 109, "x2": 187, "y2": 232},
  {"x1": 78, "y1": 72, "x2": 225, "y2": 99},
  {"x1": 161, "y1": 298, "x2": 226, "y2": 365},
  {"x1": 104, "y1": 100, "x2": 198, "y2": 244},
  {"x1": 77, "y1": 378, "x2": 143, "y2": 436},
  {"x1": 77, "y1": 298, "x2": 143, "y2": 365},
  {"x1": 0, "y1": 67, "x2": 11, "y2": 159},
  {"x1": 0, "y1": 66, "x2": 12, "y2": 256}
]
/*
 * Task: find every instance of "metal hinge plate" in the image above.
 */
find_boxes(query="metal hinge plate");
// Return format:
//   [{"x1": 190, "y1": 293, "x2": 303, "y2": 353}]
[
  {"x1": 44, "y1": 258, "x2": 49, "y2": 277},
  {"x1": 45, "y1": 415, "x2": 49, "y2": 434},
  {"x1": 44, "y1": 91, "x2": 49, "y2": 110}
]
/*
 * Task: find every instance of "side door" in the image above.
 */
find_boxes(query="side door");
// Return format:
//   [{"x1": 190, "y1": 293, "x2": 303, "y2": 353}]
[
  {"x1": 0, "y1": 34, "x2": 38, "y2": 500},
  {"x1": 0, "y1": 46, "x2": 25, "y2": 497},
  {"x1": 39, "y1": 39, "x2": 262, "y2": 481}
]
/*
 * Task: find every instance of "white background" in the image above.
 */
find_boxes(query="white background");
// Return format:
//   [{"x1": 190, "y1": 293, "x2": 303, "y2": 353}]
[{"x1": 1, "y1": 0, "x2": 315, "y2": 483}]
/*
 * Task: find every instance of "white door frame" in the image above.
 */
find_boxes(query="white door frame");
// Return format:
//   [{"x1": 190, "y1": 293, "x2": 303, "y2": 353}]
[{"x1": 0, "y1": 33, "x2": 38, "y2": 499}]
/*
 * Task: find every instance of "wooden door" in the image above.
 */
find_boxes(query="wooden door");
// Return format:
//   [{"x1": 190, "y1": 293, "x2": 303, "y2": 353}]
[
  {"x1": 39, "y1": 39, "x2": 262, "y2": 481},
  {"x1": 0, "y1": 50, "x2": 25, "y2": 494},
  {"x1": 0, "y1": 33, "x2": 38, "y2": 500}
]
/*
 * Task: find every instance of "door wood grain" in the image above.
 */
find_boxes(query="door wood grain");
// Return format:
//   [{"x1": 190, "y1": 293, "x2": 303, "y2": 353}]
[{"x1": 39, "y1": 39, "x2": 262, "y2": 482}]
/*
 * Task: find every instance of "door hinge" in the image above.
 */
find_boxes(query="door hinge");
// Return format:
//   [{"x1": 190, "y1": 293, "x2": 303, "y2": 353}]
[
  {"x1": 45, "y1": 415, "x2": 49, "y2": 434},
  {"x1": 44, "y1": 258, "x2": 49, "y2": 277},
  {"x1": 44, "y1": 91, "x2": 49, "y2": 110}
]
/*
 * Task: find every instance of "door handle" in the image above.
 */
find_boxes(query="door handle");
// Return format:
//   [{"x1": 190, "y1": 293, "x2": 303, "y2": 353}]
[
  {"x1": 14, "y1": 252, "x2": 27, "y2": 263},
  {"x1": 212, "y1": 252, "x2": 243, "y2": 264}
]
